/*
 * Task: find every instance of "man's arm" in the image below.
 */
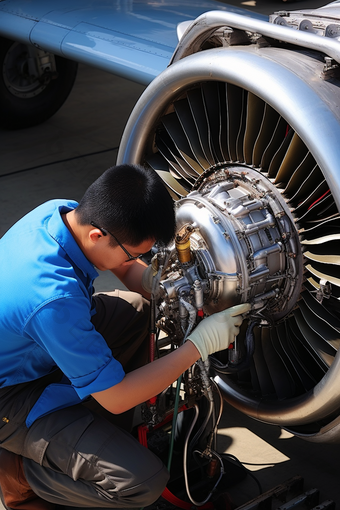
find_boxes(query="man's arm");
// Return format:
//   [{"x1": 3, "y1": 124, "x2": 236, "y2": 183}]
[
  {"x1": 111, "y1": 259, "x2": 150, "y2": 299},
  {"x1": 91, "y1": 302, "x2": 250, "y2": 414},
  {"x1": 92, "y1": 341, "x2": 200, "y2": 414}
]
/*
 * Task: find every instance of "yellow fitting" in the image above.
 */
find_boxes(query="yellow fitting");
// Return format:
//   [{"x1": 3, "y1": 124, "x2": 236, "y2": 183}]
[{"x1": 176, "y1": 224, "x2": 193, "y2": 264}]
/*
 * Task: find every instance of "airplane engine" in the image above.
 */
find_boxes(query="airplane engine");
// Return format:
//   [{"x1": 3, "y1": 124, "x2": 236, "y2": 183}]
[{"x1": 117, "y1": 3, "x2": 340, "y2": 443}]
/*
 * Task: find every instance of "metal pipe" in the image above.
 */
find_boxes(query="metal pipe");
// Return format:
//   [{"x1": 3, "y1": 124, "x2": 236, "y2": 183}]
[{"x1": 171, "y1": 10, "x2": 340, "y2": 65}]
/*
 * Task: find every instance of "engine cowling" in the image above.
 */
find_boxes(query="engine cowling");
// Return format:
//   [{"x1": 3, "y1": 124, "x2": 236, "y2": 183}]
[{"x1": 118, "y1": 3, "x2": 340, "y2": 442}]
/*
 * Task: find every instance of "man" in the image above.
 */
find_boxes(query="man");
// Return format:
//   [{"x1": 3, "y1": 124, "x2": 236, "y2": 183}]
[{"x1": 0, "y1": 164, "x2": 249, "y2": 510}]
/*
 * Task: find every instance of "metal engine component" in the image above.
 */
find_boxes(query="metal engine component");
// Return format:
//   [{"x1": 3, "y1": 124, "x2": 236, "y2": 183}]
[
  {"x1": 270, "y1": 3, "x2": 340, "y2": 39},
  {"x1": 171, "y1": 166, "x2": 302, "y2": 319},
  {"x1": 118, "y1": 3, "x2": 340, "y2": 442}
]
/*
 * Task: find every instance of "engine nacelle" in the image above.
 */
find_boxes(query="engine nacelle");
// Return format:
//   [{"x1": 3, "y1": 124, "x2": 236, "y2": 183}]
[{"x1": 118, "y1": 2, "x2": 340, "y2": 442}]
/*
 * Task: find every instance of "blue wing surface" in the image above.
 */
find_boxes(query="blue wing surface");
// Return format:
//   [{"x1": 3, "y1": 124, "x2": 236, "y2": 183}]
[{"x1": 0, "y1": 0, "x2": 266, "y2": 84}]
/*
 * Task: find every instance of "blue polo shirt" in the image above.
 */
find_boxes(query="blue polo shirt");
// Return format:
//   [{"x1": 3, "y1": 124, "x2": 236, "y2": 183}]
[{"x1": 0, "y1": 200, "x2": 125, "y2": 426}]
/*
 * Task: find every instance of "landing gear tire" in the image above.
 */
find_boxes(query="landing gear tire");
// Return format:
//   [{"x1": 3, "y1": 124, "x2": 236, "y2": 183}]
[{"x1": 0, "y1": 37, "x2": 78, "y2": 129}]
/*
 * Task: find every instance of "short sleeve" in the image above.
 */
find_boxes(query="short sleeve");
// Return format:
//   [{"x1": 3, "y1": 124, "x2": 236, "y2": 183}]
[{"x1": 24, "y1": 295, "x2": 125, "y2": 398}]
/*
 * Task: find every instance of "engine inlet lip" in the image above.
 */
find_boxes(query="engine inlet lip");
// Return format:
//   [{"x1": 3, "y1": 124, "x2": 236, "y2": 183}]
[{"x1": 117, "y1": 45, "x2": 340, "y2": 433}]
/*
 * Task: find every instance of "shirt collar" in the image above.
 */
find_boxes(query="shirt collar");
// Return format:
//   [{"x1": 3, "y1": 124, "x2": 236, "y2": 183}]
[{"x1": 47, "y1": 203, "x2": 98, "y2": 281}]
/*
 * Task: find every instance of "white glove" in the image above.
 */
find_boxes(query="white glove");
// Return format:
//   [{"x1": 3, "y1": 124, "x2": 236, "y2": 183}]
[
  {"x1": 141, "y1": 255, "x2": 159, "y2": 294},
  {"x1": 187, "y1": 303, "x2": 251, "y2": 361}
]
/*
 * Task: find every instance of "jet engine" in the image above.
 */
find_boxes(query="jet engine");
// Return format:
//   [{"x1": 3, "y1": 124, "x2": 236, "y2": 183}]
[{"x1": 118, "y1": 3, "x2": 340, "y2": 443}]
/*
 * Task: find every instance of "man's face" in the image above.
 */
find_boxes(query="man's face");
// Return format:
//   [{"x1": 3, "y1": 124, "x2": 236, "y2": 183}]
[{"x1": 90, "y1": 236, "x2": 154, "y2": 272}]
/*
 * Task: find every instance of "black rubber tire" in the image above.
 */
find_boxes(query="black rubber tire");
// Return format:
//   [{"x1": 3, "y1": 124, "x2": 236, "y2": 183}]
[{"x1": 0, "y1": 37, "x2": 78, "y2": 129}]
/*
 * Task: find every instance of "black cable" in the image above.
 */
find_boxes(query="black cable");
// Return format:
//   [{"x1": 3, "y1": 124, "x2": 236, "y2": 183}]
[
  {"x1": 155, "y1": 329, "x2": 161, "y2": 359},
  {"x1": 0, "y1": 146, "x2": 119, "y2": 178},
  {"x1": 210, "y1": 320, "x2": 258, "y2": 374},
  {"x1": 221, "y1": 452, "x2": 263, "y2": 495}
]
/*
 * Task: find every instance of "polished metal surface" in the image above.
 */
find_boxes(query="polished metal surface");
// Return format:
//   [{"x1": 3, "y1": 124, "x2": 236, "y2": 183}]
[
  {"x1": 271, "y1": 2, "x2": 340, "y2": 39},
  {"x1": 172, "y1": 8, "x2": 340, "y2": 64},
  {"x1": 118, "y1": 4, "x2": 340, "y2": 441},
  {"x1": 118, "y1": 46, "x2": 340, "y2": 210},
  {"x1": 172, "y1": 166, "x2": 302, "y2": 320}
]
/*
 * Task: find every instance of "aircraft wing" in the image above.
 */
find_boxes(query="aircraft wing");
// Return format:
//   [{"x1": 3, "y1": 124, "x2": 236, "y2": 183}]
[{"x1": 0, "y1": 0, "x2": 266, "y2": 85}]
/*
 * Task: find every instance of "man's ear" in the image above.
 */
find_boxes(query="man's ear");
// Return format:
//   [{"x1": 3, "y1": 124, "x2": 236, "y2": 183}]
[{"x1": 89, "y1": 228, "x2": 103, "y2": 244}]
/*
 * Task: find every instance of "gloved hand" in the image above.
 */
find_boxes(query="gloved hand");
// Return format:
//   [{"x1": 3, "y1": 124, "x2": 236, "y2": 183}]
[
  {"x1": 187, "y1": 303, "x2": 251, "y2": 361},
  {"x1": 141, "y1": 254, "x2": 159, "y2": 294}
]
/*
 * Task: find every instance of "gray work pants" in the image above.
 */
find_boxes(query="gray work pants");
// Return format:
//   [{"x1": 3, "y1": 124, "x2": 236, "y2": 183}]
[{"x1": 0, "y1": 290, "x2": 169, "y2": 508}]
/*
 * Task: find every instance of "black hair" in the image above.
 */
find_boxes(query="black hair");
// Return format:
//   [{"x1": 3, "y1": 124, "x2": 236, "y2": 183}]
[{"x1": 75, "y1": 164, "x2": 175, "y2": 246}]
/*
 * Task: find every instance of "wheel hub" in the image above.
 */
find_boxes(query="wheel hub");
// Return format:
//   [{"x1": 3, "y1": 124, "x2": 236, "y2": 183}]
[{"x1": 2, "y1": 42, "x2": 54, "y2": 98}]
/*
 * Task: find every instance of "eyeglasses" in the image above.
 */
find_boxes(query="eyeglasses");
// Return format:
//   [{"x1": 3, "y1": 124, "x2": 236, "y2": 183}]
[{"x1": 90, "y1": 222, "x2": 143, "y2": 261}]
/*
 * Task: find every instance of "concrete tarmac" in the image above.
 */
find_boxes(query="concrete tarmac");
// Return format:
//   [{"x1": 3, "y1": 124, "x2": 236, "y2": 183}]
[{"x1": 1, "y1": 0, "x2": 340, "y2": 508}]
